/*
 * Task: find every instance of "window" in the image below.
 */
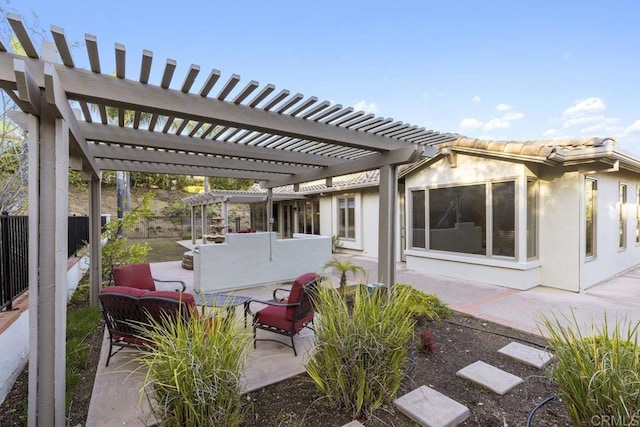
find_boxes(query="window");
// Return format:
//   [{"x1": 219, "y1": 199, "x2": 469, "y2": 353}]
[
  {"x1": 337, "y1": 196, "x2": 355, "y2": 239},
  {"x1": 297, "y1": 199, "x2": 320, "y2": 235},
  {"x1": 637, "y1": 186, "x2": 640, "y2": 244},
  {"x1": 492, "y1": 182, "x2": 515, "y2": 257},
  {"x1": 585, "y1": 178, "x2": 597, "y2": 257},
  {"x1": 411, "y1": 190, "x2": 426, "y2": 248},
  {"x1": 620, "y1": 183, "x2": 627, "y2": 249},
  {"x1": 429, "y1": 184, "x2": 487, "y2": 255},
  {"x1": 425, "y1": 181, "x2": 519, "y2": 258},
  {"x1": 527, "y1": 179, "x2": 538, "y2": 259}
]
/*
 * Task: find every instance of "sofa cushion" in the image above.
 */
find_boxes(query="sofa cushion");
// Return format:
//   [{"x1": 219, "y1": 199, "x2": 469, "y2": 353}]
[
  {"x1": 256, "y1": 304, "x2": 314, "y2": 333},
  {"x1": 100, "y1": 285, "x2": 149, "y2": 298},
  {"x1": 139, "y1": 291, "x2": 197, "y2": 322},
  {"x1": 145, "y1": 290, "x2": 196, "y2": 308},
  {"x1": 286, "y1": 273, "x2": 318, "y2": 321},
  {"x1": 113, "y1": 263, "x2": 156, "y2": 291}
]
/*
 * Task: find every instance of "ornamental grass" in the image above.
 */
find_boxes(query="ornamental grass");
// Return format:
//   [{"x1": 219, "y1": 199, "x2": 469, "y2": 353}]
[
  {"x1": 306, "y1": 283, "x2": 415, "y2": 418},
  {"x1": 136, "y1": 312, "x2": 250, "y2": 427},
  {"x1": 542, "y1": 312, "x2": 640, "y2": 426}
]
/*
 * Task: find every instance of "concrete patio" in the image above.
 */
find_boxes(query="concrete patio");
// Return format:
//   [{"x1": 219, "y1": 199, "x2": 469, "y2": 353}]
[{"x1": 86, "y1": 254, "x2": 640, "y2": 426}]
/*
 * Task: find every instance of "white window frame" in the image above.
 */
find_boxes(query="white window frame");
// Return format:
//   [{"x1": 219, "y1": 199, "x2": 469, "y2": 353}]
[
  {"x1": 585, "y1": 177, "x2": 597, "y2": 259},
  {"x1": 619, "y1": 182, "x2": 627, "y2": 250}
]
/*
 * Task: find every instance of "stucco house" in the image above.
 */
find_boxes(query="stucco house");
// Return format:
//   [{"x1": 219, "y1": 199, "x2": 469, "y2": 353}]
[{"x1": 204, "y1": 136, "x2": 640, "y2": 293}]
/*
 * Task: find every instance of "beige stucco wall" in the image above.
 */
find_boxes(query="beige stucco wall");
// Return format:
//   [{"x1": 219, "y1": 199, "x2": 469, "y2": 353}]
[{"x1": 538, "y1": 171, "x2": 581, "y2": 291}]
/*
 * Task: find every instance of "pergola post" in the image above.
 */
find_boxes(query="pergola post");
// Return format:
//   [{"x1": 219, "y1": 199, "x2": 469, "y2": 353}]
[
  {"x1": 28, "y1": 96, "x2": 69, "y2": 426},
  {"x1": 88, "y1": 174, "x2": 102, "y2": 307},
  {"x1": 377, "y1": 164, "x2": 397, "y2": 288},
  {"x1": 191, "y1": 205, "x2": 196, "y2": 244},
  {"x1": 200, "y1": 204, "x2": 206, "y2": 244}
]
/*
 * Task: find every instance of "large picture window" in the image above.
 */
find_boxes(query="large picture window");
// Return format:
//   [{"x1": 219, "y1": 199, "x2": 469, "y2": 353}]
[
  {"x1": 429, "y1": 184, "x2": 487, "y2": 255},
  {"x1": 425, "y1": 181, "x2": 517, "y2": 258},
  {"x1": 585, "y1": 178, "x2": 597, "y2": 257},
  {"x1": 338, "y1": 196, "x2": 355, "y2": 239}
]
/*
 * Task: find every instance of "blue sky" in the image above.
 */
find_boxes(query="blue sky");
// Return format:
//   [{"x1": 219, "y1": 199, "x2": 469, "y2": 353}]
[{"x1": 8, "y1": 1, "x2": 640, "y2": 152}]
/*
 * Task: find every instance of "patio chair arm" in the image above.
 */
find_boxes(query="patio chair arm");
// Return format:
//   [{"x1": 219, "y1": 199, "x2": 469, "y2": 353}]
[
  {"x1": 272, "y1": 287, "x2": 291, "y2": 302},
  {"x1": 245, "y1": 298, "x2": 299, "y2": 316},
  {"x1": 152, "y1": 278, "x2": 186, "y2": 292}
]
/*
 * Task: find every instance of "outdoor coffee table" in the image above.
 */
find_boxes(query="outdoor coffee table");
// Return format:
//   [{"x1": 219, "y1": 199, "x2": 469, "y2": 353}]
[{"x1": 193, "y1": 293, "x2": 252, "y2": 327}]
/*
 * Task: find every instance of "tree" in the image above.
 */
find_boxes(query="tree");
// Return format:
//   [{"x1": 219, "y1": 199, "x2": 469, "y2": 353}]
[
  {"x1": 101, "y1": 192, "x2": 154, "y2": 283},
  {"x1": 0, "y1": 9, "x2": 46, "y2": 213},
  {"x1": 322, "y1": 257, "x2": 366, "y2": 296},
  {"x1": 208, "y1": 176, "x2": 256, "y2": 190}
]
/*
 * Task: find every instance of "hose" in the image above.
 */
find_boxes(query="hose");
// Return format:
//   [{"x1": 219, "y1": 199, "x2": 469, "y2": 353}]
[
  {"x1": 444, "y1": 320, "x2": 549, "y2": 349},
  {"x1": 526, "y1": 394, "x2": 557, "y2": 427}
]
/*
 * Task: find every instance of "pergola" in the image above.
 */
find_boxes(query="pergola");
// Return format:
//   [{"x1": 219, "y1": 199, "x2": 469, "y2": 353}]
[{"x1": 0, "y1": 13, "x2": 456, "y2": 425}]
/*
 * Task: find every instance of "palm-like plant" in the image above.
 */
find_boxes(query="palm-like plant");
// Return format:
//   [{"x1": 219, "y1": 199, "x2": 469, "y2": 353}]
[{"x1": 322, "y1": 257, "x2": 366, "y2": 295}]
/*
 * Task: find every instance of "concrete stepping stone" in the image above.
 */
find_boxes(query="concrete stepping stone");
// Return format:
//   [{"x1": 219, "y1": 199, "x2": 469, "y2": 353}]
[
  {"x1": 456, "y1": 360, "x2": 523, "y2": 395},
  {"x1": 394, "y1": 385, "x2": 470, "y2": 427},
  {"x1": 342, "y1": 421, "x2": 365, "y2": 427},
  {"x1": 498, "y1": 342, "x2": 553, "y2": 368}
]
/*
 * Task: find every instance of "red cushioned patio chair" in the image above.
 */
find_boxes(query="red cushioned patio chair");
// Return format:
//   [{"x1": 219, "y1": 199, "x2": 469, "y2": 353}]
[
  {"x1": 113, "y1": 262, "x2": 186, "y2": 292},
  {"x1": 99, "y1": 286, "x2": 197, "y2": 366},
  {"x1": 246, "y1": 272, "x2": 320, "y2": 356}
]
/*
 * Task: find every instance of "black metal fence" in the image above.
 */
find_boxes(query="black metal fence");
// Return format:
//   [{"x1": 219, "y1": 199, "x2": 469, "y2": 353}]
[
  {"x1": 68, "y1": 215, "x2": 89, "y2": 258},
  {"x1": 126, "y1": 216, "x2": 192, "y2": 239},
  {"x1": 0, "y1": 214, "x2": 105, "y2": 311},
  {"x1": 1, "y1": 214, "x2": 28, "y2": 311}
]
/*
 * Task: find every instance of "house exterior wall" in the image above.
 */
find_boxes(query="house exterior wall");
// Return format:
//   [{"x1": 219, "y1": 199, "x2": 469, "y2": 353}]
[
  {"x1": 538, "y1": 171, "x2": 581, "y2": 291},
  {"x1": 361, "y1": 190, "x2": 379, "y2": 257},
  {"x1": 579, "y1": 170, "x2": 640, "y2": 290}
]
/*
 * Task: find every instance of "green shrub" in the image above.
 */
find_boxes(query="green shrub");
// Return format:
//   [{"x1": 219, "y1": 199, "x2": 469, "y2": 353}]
[
  {"x1": 396, "y1": 283, "x2": 451, "y2": 322},
  {"x1": 101, "y1": 193, "x2": 153, "y2": 283},
  {"x1": 306, "y1": 283, "x2": 415, "y2": 418},
  {"x1": 542, "y1": 313, "x2": 640, "y2": 426},
  {"x1": 136, "y1": 312, "x2": 251, "y2": 426}
]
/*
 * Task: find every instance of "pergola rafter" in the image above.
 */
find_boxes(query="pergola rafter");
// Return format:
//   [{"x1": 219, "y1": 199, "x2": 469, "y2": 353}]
[{"x1": 0, "y1": 14, "x2": 457, "y2": 426}]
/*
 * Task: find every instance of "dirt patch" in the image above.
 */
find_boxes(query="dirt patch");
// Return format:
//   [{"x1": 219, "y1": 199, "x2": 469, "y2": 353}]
[{"x1": 0, "y1": 311, "x2": 569, "y2": 426}]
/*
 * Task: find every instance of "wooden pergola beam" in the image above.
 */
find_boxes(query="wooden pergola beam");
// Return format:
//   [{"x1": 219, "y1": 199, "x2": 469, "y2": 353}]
[
  {"x1": 262, "y1": 145, "x2": 424, "y2": 189},
  {"x1": 79, "y1": 122, "x2": 343, "y2": 167},
  {"x1": 89, "y1": 143, "x2": 314, "y2": 174}
]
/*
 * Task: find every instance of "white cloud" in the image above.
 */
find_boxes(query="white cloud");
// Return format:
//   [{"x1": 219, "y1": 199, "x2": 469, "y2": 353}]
[
  {"x1": 496, "y1": 103, "x2": 512, "y2": 112},
  {"x1": 543, "y1": 128, "x2": 562, "y2": 138},
  {"x1": 503, "y1": 111, "x2": 524, "y2": 121},
  {"x1": 459, "y1": 118, "x2": 484, "y2": 130},
  {"x1": 484, "y1": 118, "x2": 511, "y2": 130},
  {"x1": 563, "y1": 115, "x2": 605, "y2": 128},
  {"x1": 472, "y1": 96, "x2": 481, "y2": 103},
  {"x1": 563, "y1": 97, "x2": 606, "y2": 117},
  {"x1": 353, "y1": 100, "x2": 378, "y2": 114},
  {"x1": 626, "y1": 120, "x2": 640, "y2": 133}
]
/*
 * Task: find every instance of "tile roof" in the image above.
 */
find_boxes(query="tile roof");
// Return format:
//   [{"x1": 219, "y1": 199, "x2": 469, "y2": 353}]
[{"x1": 442, "y1": 137, "x2": 616, "y2": 158}]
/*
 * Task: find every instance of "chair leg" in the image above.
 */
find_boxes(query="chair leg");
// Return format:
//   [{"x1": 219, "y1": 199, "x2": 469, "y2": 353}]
[
  {"x1": 291, "y1": 336, "x2": 297, "y2": 357},
  {"x1": 253, "y1": 324, "x2": 257, "y2": 349},
  {"x1": 105, "y1": 341, "x2": 113, "y2": 367}
]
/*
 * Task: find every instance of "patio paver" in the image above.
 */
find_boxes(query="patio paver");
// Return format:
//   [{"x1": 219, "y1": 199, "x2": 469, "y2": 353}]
[
  {"x1": 393, "y1": 385, "x2": 470, "y2": 427},
  {"x1": 456, "y1": 361, "x2": 523, "y2": 395},
  {"x1": 498, "y1": 342, "x2": 553, "y2": 369}
]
